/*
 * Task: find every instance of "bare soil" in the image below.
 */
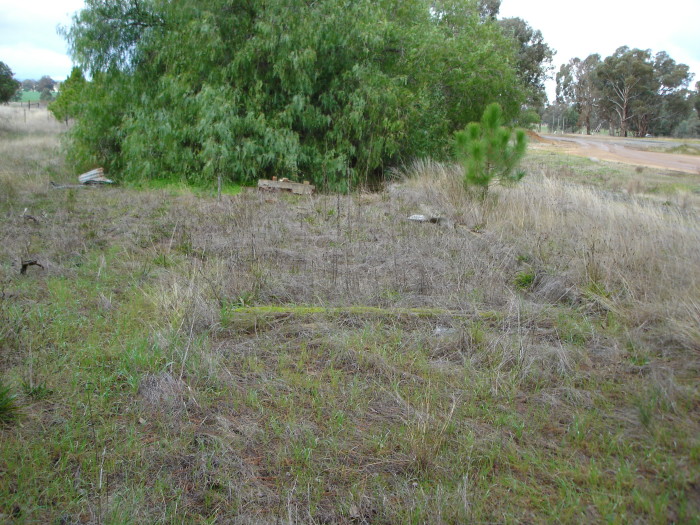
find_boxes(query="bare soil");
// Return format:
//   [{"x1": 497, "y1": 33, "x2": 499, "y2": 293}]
[{"x1": 540, "y1": 133, "x2": 700, "y2": 174}]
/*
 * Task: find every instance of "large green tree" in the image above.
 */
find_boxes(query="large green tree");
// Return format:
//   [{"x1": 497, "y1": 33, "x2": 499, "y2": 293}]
[
  {"x1": 476, "y1": 0, "x2": 500, "y2": 20},
  {"x1": 651, "y1": 52, "x2": 694, "y2": 136},
  {"x1": 498, "y1": 17, "x2": 554, "y2": 110},
  {"x1": 594, "y1": 47, "x2": 692, "y2": 137},
  {"x1": 0, "y1": 61, "x2": 20, "y2": 103},
  {"x1": 556, "y1": 54, "x2": 601, "y2": 134},
  {"x1": 595, "y1": 47, "x2": 655, "y2": 137},
  {"x1": 62, "y1": 0, "x2": 527, "y2": 188},
  {"x1": 36, "y1": 75, "x2": 56, "y2": 93}
]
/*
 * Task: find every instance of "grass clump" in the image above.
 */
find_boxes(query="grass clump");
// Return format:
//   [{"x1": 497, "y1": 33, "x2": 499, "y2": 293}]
[
  {"x1": 0, "y1": 381, "x2": 20, "y2": 423},
  {"x1": 514, "y1": 270, "x2": 536, "y2": 289}
]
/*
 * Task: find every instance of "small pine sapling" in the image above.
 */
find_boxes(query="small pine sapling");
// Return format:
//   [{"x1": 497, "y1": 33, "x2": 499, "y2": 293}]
[{"x1": 454, "y1": 103, "x2": 527, "y2": 200}]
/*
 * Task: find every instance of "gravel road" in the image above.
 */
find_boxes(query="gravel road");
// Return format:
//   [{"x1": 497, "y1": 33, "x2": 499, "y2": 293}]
[{"x1": 542, "y1": 134, "x2": 700, "y2": 174}]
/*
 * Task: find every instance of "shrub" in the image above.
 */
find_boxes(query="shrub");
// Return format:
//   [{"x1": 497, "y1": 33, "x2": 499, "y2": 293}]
[{"x1": 61, "y1": 0, "x2": 527, "y2": 189}]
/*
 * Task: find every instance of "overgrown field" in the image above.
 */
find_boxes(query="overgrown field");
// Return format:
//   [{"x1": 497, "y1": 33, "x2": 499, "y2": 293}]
[{"x1": 1, "y1": 107, "x2": 699, "y2": 523}]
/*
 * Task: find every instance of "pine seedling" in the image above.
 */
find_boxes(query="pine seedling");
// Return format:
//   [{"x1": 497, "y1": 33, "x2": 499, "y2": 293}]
[{"x1": 454, "y1": 103, "x2": 527, "y2": 199}]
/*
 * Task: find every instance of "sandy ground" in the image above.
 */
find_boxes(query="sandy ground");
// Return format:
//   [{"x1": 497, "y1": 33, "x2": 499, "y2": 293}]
[{"x1": 539, "y1": 134, "x2": 700, "y2": 174}]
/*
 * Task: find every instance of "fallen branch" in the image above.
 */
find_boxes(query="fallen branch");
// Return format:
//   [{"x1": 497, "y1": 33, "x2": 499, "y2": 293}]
[
  {"x1": 226, "y1": 305, "x2": 499, "y2": 320},
  {"x1": 258, "y1": 178, "x2": 315, "y2": 195},
  {"x1": 20, "y1": 259, "x2": 44, "y2": 275},
  {"x1": 22, "y1": 208, "x2": 39, "y2": 222},
  {"x1": 50, "y1": 182, "x2": 87, "y2": 190}
]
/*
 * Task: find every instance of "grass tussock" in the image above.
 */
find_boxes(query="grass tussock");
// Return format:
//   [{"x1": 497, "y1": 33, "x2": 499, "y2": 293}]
[{"x1": 0, "y1": 109, "x2": 699, "y2": 523}]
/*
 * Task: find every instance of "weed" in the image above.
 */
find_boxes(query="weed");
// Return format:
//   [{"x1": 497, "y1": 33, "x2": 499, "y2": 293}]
[
  {"x1": 0, "y1": 381, "x2": 20, "y2": 423},
  {"x1": 514, "y1": 270, "x2": 536, "y2": 289},
  {"x1": 22, "y1": 381, "x2": 53, "y2": 400}
]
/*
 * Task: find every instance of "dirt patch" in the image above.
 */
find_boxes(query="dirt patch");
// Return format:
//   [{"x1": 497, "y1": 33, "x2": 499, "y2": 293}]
[
  {"x1": 541, "y1": 134, "x2": 700, "y2": 174},
  {"x1": 526, "y1": 130, "x2": 553, "y2": 144}
]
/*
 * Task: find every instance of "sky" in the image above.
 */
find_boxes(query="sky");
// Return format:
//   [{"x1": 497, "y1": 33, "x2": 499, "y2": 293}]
[
  {"x1": 1, "y1": 0, "x2": 699, "y2": 97},
  {"x1": 0, "y1": 0, "x2": 83, "y2": 81},
  {"x1": 499, "y1": 0, "x2": 700, "y2": 100}
]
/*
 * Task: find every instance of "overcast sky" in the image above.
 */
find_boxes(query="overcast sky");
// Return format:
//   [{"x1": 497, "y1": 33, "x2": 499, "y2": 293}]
[
  {"x1": 0, "y1": 0, "x2": 83, "y2": 80},
  {"x1": 499, "y1": 0, "x2": 700, "y2": 99},
  {"x1": 1, "y1": 0, "x2": 699, "y2": 99}
]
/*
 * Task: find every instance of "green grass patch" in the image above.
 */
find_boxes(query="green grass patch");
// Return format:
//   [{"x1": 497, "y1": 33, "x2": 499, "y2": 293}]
[
  {"x1": 524, "y1": 147, "x2": 700, "y2": 198},
  {"x1": 125, "y1": 178, "x2": 244, "y2": 196},
  {"x1": 514, "y1": 270, "x2": 536, "y2": 289},
  {"x1": 19, "y1": 90, "x2": 41, "y2": 102}
]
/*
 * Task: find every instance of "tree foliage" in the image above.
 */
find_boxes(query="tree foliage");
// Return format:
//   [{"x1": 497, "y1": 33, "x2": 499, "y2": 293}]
[
  {"x1": 498, "y1": 17, "x2": 554, "y2": 110},
  {"x1": 476, "y1": 0, "x2": 501, "y2": 20},
  {"x1": 454, "y1": 102, "x2": 527, "y2": 198},
  {"x1": 40, "y1": 89, "x2": 54, "y2": 102},
  {"x1": 37, "y1": 75, "x2": 56, "y2": 93},
  {"x1": 0, "y1": 61, "x2": 20, "y2": 103},
  {"x1": 49, "y1": 68, "x2": 87, "y2": 122},
  {"x1": 556, "y1": 54, "x2": 601, "y2": 134},
  {"x1": 62, "y1": 0, "x2": 528, "y2": 188},
  {"x1": 556, "y1": 47, "x2": 694, "y2": 137}
]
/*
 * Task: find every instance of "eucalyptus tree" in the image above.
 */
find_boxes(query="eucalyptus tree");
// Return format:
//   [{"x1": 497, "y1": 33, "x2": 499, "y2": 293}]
[
  {"x1": 650, "y1": 52, "x2": 693, "y2": 136},
  {"x1": 556, "y1": 54, "x2": 601, "y2": 134},
  {"x1": 477, "y1": 0, "x2": 500, "y2": 20},
  {"x1": 595, "y1": 47, "x2": 656, "y2": 137},
  {"x1": 595, "y1": 47, "x2": 692, "y2": 137},
  {"x1": 498, "y1": 17, "x2": 554, "y2": 111},
  {"x1": 37, "y1": 76, "x2": 56, "y2": 93}
]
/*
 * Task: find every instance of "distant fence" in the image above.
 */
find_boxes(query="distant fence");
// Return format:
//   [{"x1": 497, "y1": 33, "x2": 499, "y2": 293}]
[{"x1": 17, "y1": 100, "x2": 50, "y2": 110}]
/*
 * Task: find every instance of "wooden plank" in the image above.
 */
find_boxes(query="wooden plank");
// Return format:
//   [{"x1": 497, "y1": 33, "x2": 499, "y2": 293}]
[
  {"x1": 257, "y1": 179, "x2": 315, "y2": 195},
  {"x1": 78, "y1": 167, "x2": 114, "y2": 184}
]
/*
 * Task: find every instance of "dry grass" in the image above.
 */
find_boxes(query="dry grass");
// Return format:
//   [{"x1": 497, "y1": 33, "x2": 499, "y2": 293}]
[
  {"x1": 0, "y1": 110, "x2": 699, "y2": 523},
  {"x1": 401, "y1": 159, "x2": 700, "y2": 344},
  {"x1": 0, "y1": 105, "x2": 69, "y2": 201},
  {"x1": 522, "y1": 146, "x2": 700, "y2": 210},
  {"x1": 0, "y1": 103, "x2": 67, "y2": 136}
]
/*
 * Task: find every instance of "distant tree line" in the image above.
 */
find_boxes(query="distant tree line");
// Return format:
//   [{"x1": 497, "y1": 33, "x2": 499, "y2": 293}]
[
  {"x1": 55, "y1": 0, "x2": 551, "y2": 188},
  {"x1": 554, "y1": 47, "x2": 699, "y2": 138},
  {"x1": 22, "y1": 76, "x2": 59, "y2": 101},
  {"x1": 0, "y1": 62, "x2": 21, "y2": 103},
  {"x1": 0, "y1": 65, "x2": 59, "y2": 103}
]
